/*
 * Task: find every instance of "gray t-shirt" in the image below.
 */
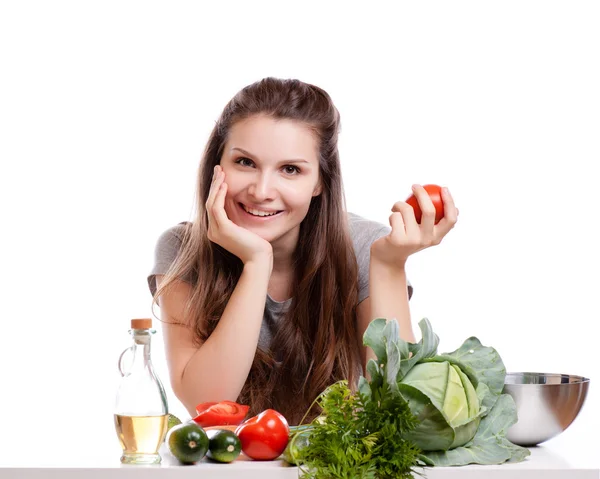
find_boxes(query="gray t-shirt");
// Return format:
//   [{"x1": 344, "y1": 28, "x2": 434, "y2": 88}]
[{"x1": 148, "y1": 212, "x2": 413, "y2": 350}]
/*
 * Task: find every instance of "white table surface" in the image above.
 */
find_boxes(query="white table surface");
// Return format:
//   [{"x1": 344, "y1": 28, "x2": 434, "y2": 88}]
[{"x1": 1, "y1": 388, "x2": 597, "y2": 479}]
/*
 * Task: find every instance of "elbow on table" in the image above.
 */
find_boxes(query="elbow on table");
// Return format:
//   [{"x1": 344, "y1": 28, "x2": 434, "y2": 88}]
[{"x1": 172, "y1": 377, "x2": 243, "y2": 420}]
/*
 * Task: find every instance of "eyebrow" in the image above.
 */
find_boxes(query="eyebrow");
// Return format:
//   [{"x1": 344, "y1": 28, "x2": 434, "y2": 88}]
[{"x1": 230, "y1": 147, "x2": 310, "y2": 164}]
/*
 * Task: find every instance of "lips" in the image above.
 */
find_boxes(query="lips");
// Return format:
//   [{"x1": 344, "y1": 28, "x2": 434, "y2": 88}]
[{"x1": 238, "y1": 203, "x2": 283, "y2": 218}]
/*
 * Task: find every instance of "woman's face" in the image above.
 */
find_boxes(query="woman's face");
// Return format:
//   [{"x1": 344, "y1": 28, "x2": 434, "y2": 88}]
[{"x1": 220, "y1": 115, "x2": 322, "y2": 247}]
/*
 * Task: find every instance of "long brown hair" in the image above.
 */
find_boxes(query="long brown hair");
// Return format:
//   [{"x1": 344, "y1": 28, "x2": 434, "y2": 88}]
[{"x1": 153, "y1": 77, "x2": 361, "y2": 425}]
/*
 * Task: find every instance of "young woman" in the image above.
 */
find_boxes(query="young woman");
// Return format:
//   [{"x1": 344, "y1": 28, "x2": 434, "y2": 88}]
[{"x1": 148, "y1": 77, "x2": 458, "y2": 424}]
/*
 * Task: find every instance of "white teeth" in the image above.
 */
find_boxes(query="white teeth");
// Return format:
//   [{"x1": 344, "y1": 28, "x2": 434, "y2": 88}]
[{"x1": 242, "y1": 204, "x2": 280, "y2": 217}]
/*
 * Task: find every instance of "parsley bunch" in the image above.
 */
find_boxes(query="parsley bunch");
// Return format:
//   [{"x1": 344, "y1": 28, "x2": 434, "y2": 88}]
[{"x1": 294, "y1": 320, "x2": 422, "y2": 479}]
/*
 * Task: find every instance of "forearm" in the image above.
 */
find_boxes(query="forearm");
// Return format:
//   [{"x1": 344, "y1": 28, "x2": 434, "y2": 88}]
[
  {"x1": 368, "y1": 258, "x2": 416, "y2": 344},
  {"x1": 177, "y1": 258, "x2": 272, "y2": 415}
]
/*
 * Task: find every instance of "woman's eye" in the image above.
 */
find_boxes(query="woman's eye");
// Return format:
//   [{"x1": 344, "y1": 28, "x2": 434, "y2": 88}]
[
  {"x1": 284, "y1": 165, "x2": 301, "y2": 175},
  {"x1": 236, "y1": 157, "x2": 254, "y2": 167},
  {"x1": 235, "y1": 158, "x2": 299, "y2": 175}
]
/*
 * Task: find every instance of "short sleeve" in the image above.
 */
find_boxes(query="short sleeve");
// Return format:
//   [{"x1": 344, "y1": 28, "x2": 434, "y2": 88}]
[
  {"x1": 147, "y1": 223, "x2": 189, "y2": 298},
  {"x1": 348, "y1": 213, "x2": 414, "y2": 304}
]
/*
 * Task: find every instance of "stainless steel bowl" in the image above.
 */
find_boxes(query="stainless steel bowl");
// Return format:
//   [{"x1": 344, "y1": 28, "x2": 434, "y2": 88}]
[{"x1": 502, "y1": 372, "x2": 590, "y2": 446}]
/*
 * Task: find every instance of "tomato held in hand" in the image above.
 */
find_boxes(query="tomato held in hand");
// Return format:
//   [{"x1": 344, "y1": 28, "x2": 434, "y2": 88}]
[
  {"x1": 235, "y1": 409, "x2": 290, "y2": 460},
  {"x1": 406, "y1": 184, "x2": 445, "y2": 224},
  {"x1": 192, "y1": 400, "x2": 250, "y2": 428}
]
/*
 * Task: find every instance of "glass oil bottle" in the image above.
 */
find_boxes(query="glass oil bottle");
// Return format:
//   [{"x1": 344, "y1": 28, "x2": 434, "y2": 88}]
[{"x1": 114, "y1": 318, "x2": 168, "y2": 464}]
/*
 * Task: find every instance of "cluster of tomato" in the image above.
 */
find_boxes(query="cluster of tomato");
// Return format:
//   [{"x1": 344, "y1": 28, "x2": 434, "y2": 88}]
[{"x1": 192, "y1": 400, "x2": 290, "y2": 461}]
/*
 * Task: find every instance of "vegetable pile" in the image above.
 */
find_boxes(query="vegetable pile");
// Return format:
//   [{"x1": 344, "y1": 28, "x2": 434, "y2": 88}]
[
  {"x1": 165, "y1": 318, "x2": 530, "y2": 475},
  {"x1": 289, "y1": 318, "x2": 530, "y2": 476},
  {"x1": 166, "y1": 401, "x2": 290, "y2": 465}
]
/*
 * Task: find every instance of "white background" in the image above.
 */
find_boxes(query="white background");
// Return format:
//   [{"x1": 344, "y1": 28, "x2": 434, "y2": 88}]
[{"x1": 0, "y1": 0, "x2": 598, "y2": 467}]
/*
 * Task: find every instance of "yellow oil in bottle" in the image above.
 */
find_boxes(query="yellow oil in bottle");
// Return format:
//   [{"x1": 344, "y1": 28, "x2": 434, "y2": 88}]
[{"x1": 114, "y1": 414, "x2": 168, "y2": 464}]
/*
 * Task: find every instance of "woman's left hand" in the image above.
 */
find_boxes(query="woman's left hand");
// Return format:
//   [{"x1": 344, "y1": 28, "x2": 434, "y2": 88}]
[{"x1": 370, "y1": 185, "x2": 459, "y2": 268}]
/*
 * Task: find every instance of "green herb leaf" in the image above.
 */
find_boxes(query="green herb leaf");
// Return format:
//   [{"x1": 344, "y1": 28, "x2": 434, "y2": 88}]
[{"x1": 297, "y1": 334, "x2": 423, "y2": 479}]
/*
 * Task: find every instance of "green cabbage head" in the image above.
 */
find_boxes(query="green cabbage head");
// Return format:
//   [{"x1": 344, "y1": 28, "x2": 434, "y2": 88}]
[
  {"x1": 361, "y1": 317, "x2": 531, "y2": 466},
  {"x1": 399, "y1": 361, "x2": 482, "y2": 450}
]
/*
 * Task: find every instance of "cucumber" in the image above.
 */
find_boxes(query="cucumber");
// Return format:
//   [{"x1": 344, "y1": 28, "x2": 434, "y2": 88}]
[
  {"x1": 167, "y1": 423, "x2": 209, "y2": 464},
  {"x1": 167, "y1": 413, "x2": 182, "y2": 429},
  {"x1": 282, "y1": 431, "x2": 310, "y2": 465},
  {"x1": 206, "y1": 429, "x2": 242, "y2": 463}
]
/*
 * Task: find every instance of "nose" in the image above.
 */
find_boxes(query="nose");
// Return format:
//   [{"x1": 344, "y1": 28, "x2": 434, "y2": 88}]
[{"x1": 247, "y1": 172, "x2": 276, "y2": 201}]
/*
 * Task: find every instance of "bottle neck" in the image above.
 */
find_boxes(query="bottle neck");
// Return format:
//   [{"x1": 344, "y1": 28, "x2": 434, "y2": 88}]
[{"x1": 130, "y1": 329, "x2": 153, "y2": 370}]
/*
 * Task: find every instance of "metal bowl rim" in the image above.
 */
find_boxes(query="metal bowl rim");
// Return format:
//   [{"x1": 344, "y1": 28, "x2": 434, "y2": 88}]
[{"x1": 504, "y1": 371, "x2": 590, "y2": 384}]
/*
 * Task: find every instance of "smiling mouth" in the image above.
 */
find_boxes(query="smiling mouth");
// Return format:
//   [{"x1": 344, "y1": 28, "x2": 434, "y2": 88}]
[{"x1": 239, "y1": 203, "x2": 283, "y2": 218}]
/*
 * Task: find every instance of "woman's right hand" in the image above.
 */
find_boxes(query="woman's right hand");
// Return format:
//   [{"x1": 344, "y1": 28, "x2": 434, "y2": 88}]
[{"x1": 206, "y1": 165, "x2": 273, "y2": 266}]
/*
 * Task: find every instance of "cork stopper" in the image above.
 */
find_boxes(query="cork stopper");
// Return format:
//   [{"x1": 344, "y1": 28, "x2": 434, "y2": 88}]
[{"x1": 131, "y1": 318, "x2": 152, "y2": 329}]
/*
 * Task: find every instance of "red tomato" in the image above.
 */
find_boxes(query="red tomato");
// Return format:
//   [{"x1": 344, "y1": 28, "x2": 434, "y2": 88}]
[
  {"x1": 235, "y1": 409, "x2": 290, "y2": 460},
  {"x1": 192, "y1": 400, "x2": 250, "y2": 427},
  {"x1": 405, "y1": 184, "x2": 445, "y2": 224}
]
